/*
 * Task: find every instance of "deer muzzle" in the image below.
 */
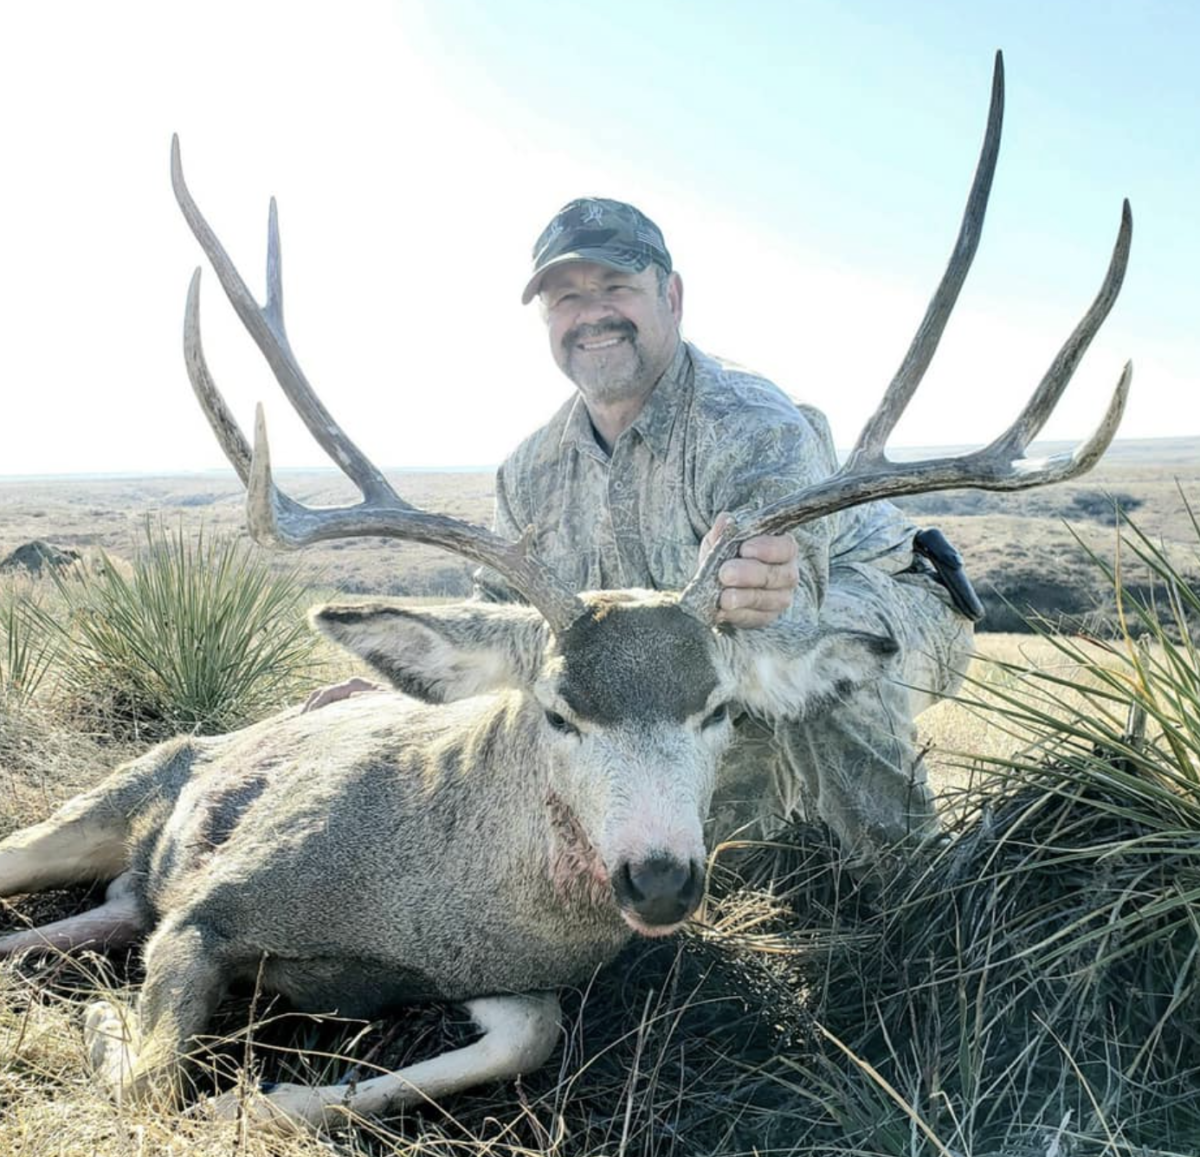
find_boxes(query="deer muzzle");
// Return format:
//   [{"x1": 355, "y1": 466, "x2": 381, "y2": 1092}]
[{"x1": 613, "y1": 853, "x2": 704, "y2": 935}]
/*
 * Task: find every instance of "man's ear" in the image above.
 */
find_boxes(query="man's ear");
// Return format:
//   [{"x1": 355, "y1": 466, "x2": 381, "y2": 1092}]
[
  {"x1": 309, "y1": 601, "x2": 550, "y2": 703},
  {"x1": 667, "y1": 270, "x2": 683, "y2": 324},
  {"x1": 722, "y1": 624, "x2": 900, "y2": 719}
]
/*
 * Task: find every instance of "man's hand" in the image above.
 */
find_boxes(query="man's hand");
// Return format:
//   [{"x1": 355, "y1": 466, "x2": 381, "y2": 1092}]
[
  {"x1": 302, "y1": 676, "x2": 385, "y2": 714},
  {"x1": 699, "y1": 512, "x2": 800, "y2": 629}
]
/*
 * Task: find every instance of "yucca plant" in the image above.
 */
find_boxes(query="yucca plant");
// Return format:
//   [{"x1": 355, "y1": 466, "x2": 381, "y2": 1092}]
[
  {"x1": 42, "y1": 521, "x2": 321, "y2": 738},
  {"x1": 0, "y1": 577, "x2": 58, "y2": 710}
]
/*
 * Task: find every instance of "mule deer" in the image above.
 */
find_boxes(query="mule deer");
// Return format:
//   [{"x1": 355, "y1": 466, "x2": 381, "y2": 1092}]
[{"x1": 0, "y1": 54, "x2": 1131, "y2": 1130}]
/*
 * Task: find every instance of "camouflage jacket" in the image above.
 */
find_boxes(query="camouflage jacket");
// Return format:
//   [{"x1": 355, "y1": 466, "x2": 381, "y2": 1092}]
[{"x1": 476, "y1": 341, "x2": 918, "y2": 614}]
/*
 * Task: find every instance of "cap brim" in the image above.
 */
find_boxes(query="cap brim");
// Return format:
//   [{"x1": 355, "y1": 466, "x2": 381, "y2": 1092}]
[{"x1": 520, "y1": 248, "x2": 647, "y2": 305}]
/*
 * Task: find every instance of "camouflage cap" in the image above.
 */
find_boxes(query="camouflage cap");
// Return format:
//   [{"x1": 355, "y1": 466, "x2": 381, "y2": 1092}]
[{"x1": 521, "y1": 197, "x2": 673, "y2": 304}]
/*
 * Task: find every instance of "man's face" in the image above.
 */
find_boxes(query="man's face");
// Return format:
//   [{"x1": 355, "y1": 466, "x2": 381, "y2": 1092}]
[{"x1": 539, "y1": 262, "x2": 683, "y2": 405}]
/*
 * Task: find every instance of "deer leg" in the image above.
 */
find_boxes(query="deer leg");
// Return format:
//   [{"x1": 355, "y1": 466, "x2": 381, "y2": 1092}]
[
  {"x1": 0, "y1": 872, "x2": 145, "y2": 958},
  {"x1": 210, "y1": 991, "x2": 562, "y2": 1132},
  {"x1": 85, "y1": 918, "x2": 226, "y2": 1108},
  {"x1": 0, "y1": 789, "x2": 133, "y2": 896}
]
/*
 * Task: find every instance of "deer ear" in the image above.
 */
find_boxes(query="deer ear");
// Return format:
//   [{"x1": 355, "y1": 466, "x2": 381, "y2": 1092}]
[
  {"x1": 725, "y1": 626, "x2": 900, "y2": 718},
  {"x1": 309, "y1": 601, "x2": 551, "y2": 703}
]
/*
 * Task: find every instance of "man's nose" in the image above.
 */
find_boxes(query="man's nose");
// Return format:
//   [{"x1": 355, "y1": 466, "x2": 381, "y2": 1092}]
[{"x1": 575, "y1": 295, "x2": 620, "y2": 322}]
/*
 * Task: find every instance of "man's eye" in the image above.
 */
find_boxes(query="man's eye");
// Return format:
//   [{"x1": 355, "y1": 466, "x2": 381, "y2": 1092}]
[
  {"x1": 545, "y1": 709, "x2": 581, "y2": 737},
  {"x1": 701, "y1": 703, "x2": 729, "y2": 730},
  {"x1": 552, "y1": 293, "x2": 579, "y2": 307}
]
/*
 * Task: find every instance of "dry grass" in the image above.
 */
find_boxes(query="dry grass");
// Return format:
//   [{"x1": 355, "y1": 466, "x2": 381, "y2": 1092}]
[
  {"x1": 923, "y1": 632, "x2": 1157, "y2": 801},
  {"x1": 0, "y1": 471, "x2": 498, "y2": 602}
]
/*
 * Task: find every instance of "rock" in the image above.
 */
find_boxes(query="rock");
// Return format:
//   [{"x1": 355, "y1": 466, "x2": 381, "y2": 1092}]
[{"x1": 0, "y1": 540, "x2": 83, "y2": 575}]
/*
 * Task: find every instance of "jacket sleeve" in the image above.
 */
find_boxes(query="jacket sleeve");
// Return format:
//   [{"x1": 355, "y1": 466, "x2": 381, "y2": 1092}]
[{"x1": 691, "y1": 399, "x2": 839, "y2": 620}]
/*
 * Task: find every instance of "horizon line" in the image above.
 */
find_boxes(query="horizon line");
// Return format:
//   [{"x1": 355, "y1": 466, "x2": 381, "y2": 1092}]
[{"x1": 1, "y1": 434, "x2": 1194, "y2": 485}]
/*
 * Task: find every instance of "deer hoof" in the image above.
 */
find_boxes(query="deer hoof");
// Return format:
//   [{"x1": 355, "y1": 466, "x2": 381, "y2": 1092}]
[{"x1": 82, "y1": 1000, "x2": 130, "y2": 1070}]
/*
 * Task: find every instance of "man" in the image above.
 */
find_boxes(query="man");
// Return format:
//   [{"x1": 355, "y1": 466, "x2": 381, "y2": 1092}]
[
  {"x1": 311, "y1": 197, "x2": 974, "y2": 861},
  {"x1": 476, "y1": 197, "x2": 975, "y2": 859}
]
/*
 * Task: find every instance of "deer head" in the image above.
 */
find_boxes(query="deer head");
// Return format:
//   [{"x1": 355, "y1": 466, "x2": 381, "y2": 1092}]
[{"x1": 305, "y1": 590, "x2": 897, "y2": 934}]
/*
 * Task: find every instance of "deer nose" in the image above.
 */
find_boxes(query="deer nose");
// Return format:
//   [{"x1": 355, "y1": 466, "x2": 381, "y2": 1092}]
[{"x1": 614, "y1": 854, "x2": 703, "y2": 928}]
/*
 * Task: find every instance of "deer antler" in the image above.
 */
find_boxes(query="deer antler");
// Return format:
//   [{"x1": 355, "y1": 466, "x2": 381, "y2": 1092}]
[
  {"x1": 679, "y1": 52, "x2": 1133, "y2": 625},
  {"x1": 171, "y1": 136, "x2": 586, "y2": 636}
]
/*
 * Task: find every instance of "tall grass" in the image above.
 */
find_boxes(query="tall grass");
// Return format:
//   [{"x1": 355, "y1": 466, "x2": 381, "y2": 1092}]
[
  {"x1": 39, "y1": 521, "x2": 321, "y2": 737},
  {"x1": 0, "y1": 579, "x2": 57, "y2": 710}
]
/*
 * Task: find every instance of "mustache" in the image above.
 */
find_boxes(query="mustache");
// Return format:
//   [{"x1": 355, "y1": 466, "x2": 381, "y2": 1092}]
[{"x1": 564, "y1": 319, "x2": 637, "y2": 351}]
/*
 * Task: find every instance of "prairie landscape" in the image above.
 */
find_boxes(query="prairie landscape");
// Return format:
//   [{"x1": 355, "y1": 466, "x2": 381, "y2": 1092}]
[
  {"x1": 0, "y1": 439, "x2": 1197, "y2": 1156},
  {"x1": 3, "y1": 435, "x2": 1196, "y2": 628}
]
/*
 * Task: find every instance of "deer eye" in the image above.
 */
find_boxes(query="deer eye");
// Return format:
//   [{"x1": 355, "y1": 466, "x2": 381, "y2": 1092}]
[
  {"x1": 544, "y1": 709, "x2": 580, "y2": 737},
  {"x1": 701, "y1": 703, "x2": 729, "y2": 730}
]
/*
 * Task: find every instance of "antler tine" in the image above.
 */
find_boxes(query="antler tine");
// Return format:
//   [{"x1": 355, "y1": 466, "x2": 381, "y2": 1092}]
[
  {"x1": 184, "y1": 269, "x2": 313, "y2": 525},
  {"x1": 983, "y1": 199, "x2": 1132, "y2": 460},
  {"x1": 266, "y1": 197, "x2": 284, "y2": 324},
  {"x1": 679, "y1": 61, "x2": 1133, "y2": 627},
  {"x1": 184, "y1": 268, "x2": 252, "y2": 487},
  {"x1": 174, "y1": 136, "x2": 586, "y2": 636},
  {"x1": 170, "y1": 135, "x2": 401, "y2": 508},
  {"x1": 846, "y1": 50, "x2": 1005, "y2": 469},
  {"x1": 1009, "y1": 359, "x2": 1131, "y2": 484}
]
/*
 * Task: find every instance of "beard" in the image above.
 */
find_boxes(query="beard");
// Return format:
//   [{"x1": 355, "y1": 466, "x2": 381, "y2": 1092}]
[{"x1": 561, "y1": 320, "x2": 654, "y2": 403}]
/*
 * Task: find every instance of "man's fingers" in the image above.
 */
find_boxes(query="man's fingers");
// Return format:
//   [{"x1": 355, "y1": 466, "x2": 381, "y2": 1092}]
[
  {"x1": 718, "y1": 557, "x2": 800, "y2": 591},
  {"x1": 302, "y1": 689, "x2": 325, "y2": 714},
  {"x1": 701, "y1": 524, "x2": 800, "y2": 628},
  {"x1": 738, "y1": 532, "x2": 798, "y2": 564},
  {"x1": 301, "y1": 677, "x2": 381, "y2": 714},
  {"x1": 718, "y1": 585, "x2": 794, "y2": 615}
]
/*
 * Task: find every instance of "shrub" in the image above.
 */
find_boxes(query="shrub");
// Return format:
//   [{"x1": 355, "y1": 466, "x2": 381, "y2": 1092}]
[
  {"x1": 43, "y1": 522, "x2": 321, "y2": 738},
  {"x1": 0, "y1": 577, "x2": 58, "y2": 710}
]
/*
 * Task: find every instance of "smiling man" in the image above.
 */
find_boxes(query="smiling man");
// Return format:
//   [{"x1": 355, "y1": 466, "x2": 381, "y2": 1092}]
[
  {"x1": 310, "y1": 198, "x2": 975, "y2": 858},
  {"x1": 469, "y1": 197, "x2": 977, "y2": 861}
]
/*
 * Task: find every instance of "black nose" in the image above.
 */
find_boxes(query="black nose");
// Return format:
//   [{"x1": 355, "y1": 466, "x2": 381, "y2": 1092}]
[{"x1": 614, "y1": 854, "x2": 703, "y2": 927}]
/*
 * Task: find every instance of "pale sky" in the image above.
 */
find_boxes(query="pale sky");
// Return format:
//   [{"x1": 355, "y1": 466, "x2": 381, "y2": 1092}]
[{"x1": 1, "y1": 0, "x2": 1196, "y2": 477}]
